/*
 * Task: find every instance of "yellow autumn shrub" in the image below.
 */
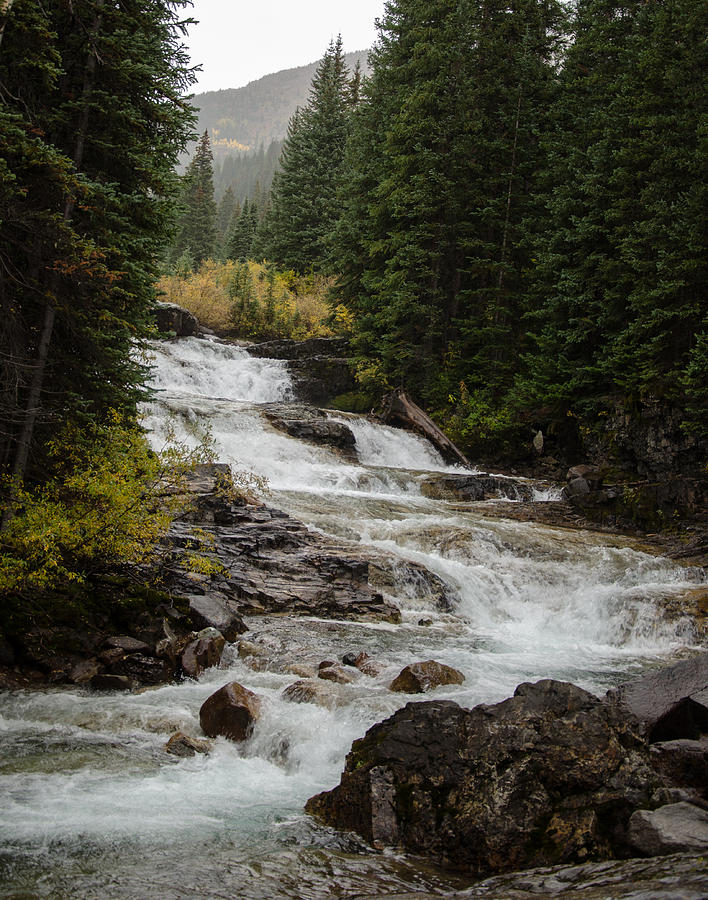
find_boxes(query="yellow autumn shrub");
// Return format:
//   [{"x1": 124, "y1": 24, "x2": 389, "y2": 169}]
[{"x1": 157, "y1": 260, "x2": 337, "y2": 341}]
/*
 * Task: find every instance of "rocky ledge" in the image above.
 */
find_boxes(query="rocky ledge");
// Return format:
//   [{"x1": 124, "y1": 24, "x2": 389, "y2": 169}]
[
  {"x1": 306, "y1": 654, "x2": 708, "y2": 876},
  {"x1": 164, "y1": 465, "x2": 455, "y2": 621}
]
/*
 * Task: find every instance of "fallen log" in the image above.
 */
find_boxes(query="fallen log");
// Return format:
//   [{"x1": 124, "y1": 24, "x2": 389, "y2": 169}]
[{"x1": 377, "y1": 388, "x2": 471, "y2": 468}]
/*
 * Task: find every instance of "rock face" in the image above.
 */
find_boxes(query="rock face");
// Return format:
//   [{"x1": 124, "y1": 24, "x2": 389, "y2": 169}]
[
  {"x1": 199, "y1": 681, "x2": 261, "y2": 741},
  {"x1": 389, "y1": 660, "x2": 465, "y2": 693},
  {"x1": 606, "y1": 653, "x2": 708, "y2": 743},
  {"x1": 262, "y1": 403, "x2": 356, "y2": 456},
  {"x1": 154, "y1": 301, "x2": 199, "y2": 337},
  {"x1": 161, "y1": 465, "x2": 433, "y2": 625},
  {"x1": 306, "y1": 680, "x2": 662, "y2": 875},
  {"x1": 246, "y1": 337, "x2": 355, "y2": 405}
]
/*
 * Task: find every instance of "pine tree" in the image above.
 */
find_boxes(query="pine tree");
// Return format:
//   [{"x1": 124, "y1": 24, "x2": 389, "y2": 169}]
[
  {"x1": 0, "y1": 0, "x2": 196, "y2": 496},
  {"x1": 261, "y1": 36, "x2": 353, "y2": 272},
  {"x1": 172, "y1": 131, "x2": 218, "y2": 268},
  {"x1": 525, "y1": 0, "x2": 707, "y2": 419},
  {"x1": 331, "y1": 0, "x2": 564, "y2": 405},
  {"x1": 216, "y1": 185, "x2": 237, "y2": 252}
]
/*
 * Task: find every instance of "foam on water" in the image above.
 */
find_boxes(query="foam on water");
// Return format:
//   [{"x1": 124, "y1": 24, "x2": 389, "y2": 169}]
[{"x1": 1, "y1": 335, "x2": 704, "y2": 898}]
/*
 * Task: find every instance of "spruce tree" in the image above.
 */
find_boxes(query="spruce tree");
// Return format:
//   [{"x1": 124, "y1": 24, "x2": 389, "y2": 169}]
[
  {"x1": 331, "y1": 0, "x2": 564, "y2": 405},
  {"x1": 172, "y1": 131, "x2": 218, "y2": 268},
  {"x1": 261, "y1": 36, "x2": 352, "y2": 272},
  {"x1": 0, "y1": 0, "x2": 196, "y2": 491},
  {"x1": 525, "y1": 0, "x2": 707, "y2": 420}
]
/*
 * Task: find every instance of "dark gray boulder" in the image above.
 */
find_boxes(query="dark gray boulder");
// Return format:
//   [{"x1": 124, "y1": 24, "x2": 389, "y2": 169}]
[
  {"x1": 154, "y1": 301, "x2": 199, "y2": 337},
  {"x1": 306, "y1": 680, "x2": 662, "y2": 875},
  {"x1": 605, "y1": 653, "x2": 708, "y2": 742}
]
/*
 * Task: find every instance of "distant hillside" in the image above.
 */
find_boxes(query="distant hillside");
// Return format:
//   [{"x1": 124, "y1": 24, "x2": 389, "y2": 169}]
[{"x1": 192, "y1": 50, "x2": 371, "y2": 158}]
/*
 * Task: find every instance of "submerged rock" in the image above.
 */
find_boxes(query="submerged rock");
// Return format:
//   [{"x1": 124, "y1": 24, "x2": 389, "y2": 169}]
[
  {"x1": 199, "y1": 681, "x2": 261, "y2": 742},
  {"x1": 282, "y1": 678, "x2": 338, "y2": 709},
  {"x1": 165, "y1": 731, "x2": 212, "y2": 757},
  {"x1": 389, "y1": 660, "x2": 465, "y2": 693},
  {"x1": 306, "y1": 680, "x2": 662, "y2": 874}
]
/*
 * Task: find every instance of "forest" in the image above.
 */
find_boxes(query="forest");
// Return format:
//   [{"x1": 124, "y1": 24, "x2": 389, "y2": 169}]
[
  {"x1": 0, "y1": 0, "x2": 706, "y2": 602},
  {"x1": 170, "y1": 0, "x2": 706, "y2": 463}
]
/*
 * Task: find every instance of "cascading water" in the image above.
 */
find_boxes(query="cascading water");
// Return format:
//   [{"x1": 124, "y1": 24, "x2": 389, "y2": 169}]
[{"x1": 1, "y1": 336, "x2": 704, "y2": 899}]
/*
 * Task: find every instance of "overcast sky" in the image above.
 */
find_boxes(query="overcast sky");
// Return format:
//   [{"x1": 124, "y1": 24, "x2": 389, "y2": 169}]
[{"x1": 183, "y1": 0, "x2": 386, "y2": 95}]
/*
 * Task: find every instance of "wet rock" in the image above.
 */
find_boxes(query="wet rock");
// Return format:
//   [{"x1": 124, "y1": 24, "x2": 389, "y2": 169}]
[
  {"x1": 154, "y1": 301, "x2": 199, "y2": 337},
  {"x1": 418, "y1": 618, "x2": 434, "y2": 627},
  {"x1": 318, "y1": 663, "x2": 357, "y2": 684},
  {"x1": 442, "y1": 853, "x2": 708, "y2": 899},
  {"x1": 628, "y1": 802, "x2": 708, "y2": 856},
  {"x1": 0, "y1": 637, "x2": 16, "y2": 666},
  {"x1": 199, "y1": 681, "x2": 261, "y2": 742},
  {"x1": 187, "y1": 593, "x2": 247, "y2": 642},
  {"x1": 605, "y1": 653, "x2": 708, "y2": 742},
  {"x1": 165, "y1": 731, "x2": 212, "y2": 757},
  {"x1": 389, "y1": 660, "x2": 465, "y2": 693},
  {"x1": 90, "y1": 673, "x2": 132, "y2": 691},
  {"x1": 69, "y1": 658, "x2": 102, "y2": 685},
  {"x1": 419, "y1": 473, "x2": 539, "y2": 503},
  {"x1": 109, "y1": 653, "x2": 174, "y2": 686},
  {"x1": 263, "y1": 403, "x2": 356, "y2": 455},
  {"x1": 306, "y1": 680, "x2": 663, "y2": 873},
  {"x1": 342, "y1": 652, "x2": 359, "y2": 667},
  {"x1": 353, "y1": 652, "x2": 386, "y2": 678},
  {"x1": 285, "y1": 663, "x2": 317, "y2": 678},
  {"x1": 181, "y1": 628, "x2": 226, "y2": 678},
  {"x1": 650, "y1": 738, "x2": 708, "y2": 796},
  {"x1": 282, "y1": 678, "x2": 338, "y2": 709},
  {"x1": 104, "y1": 635, "x2": 152, "y2": 655},
  {"x1": 246, "y1": 337, "x2": 350, "y2": 360}
]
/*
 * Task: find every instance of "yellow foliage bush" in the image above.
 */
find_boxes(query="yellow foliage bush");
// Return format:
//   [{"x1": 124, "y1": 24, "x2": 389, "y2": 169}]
[
  {"x1": 0, "y1": 418, "x2": 216, "y2": 594},
  {"x1": 157, "y1": 260, "x2": 338, "y2": 341}
]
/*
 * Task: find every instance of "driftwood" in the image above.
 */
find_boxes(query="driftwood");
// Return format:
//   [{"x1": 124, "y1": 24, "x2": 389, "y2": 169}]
[{"x1": 377, "y1": 388, "x2": 471, "y2": 468}]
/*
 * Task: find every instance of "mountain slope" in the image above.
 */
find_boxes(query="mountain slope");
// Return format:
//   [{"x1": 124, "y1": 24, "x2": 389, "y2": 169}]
[{"x1": 192, "y1": 50, "x2": 370, "y2": 157}]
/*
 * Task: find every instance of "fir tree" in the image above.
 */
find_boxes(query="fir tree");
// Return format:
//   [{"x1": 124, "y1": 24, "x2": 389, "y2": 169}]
[
  {"x1": 261, "y1": 36, "x2": 353, "y2": 272},
  {"x1": 525, "y1": 0, "x2": 707, "y2": 420},
  {"x1": 0, "y1": 0, "x2": 196, "y2": 496},
  {"x1": 172, "y1": 130, "x2": 218, "y2": 268},
  {"x1": 331, "y1": 0, "x2": 565, "y2": 404}
]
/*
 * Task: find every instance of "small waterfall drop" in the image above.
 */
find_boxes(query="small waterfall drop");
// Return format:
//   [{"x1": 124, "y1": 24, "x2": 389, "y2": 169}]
[{"x1": 1, "y1": 335, "x2": 703, "y2": 899}]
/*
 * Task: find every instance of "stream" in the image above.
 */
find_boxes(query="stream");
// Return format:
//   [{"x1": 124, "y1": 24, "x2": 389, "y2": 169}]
[{"x1": 0, "y1": 336, "x2": 704, "y2": 898}]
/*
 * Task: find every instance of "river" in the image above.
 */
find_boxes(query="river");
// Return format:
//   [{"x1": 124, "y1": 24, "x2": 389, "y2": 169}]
[{"x1": 0, "y1": 336, "x2": 704, "y2": 898}]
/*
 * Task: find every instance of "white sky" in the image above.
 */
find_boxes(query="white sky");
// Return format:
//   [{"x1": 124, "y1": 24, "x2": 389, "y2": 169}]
[{"x1": 183, "y1": 0, "x2": 386, "y2": 94}]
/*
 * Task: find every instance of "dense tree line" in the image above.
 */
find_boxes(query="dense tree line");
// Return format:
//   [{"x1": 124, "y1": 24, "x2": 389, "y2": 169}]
[
  {"x1": 169, "y1": 1, "x2": 706, "y2": 460},
  {"x1": 0, "y1": 0, "x2": 195, "y2": 503},
  {"x1": 320, "y1": 0, "x2": 705, "y2": 453}
]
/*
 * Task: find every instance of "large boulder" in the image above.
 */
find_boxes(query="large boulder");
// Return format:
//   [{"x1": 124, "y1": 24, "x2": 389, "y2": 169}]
[
  {"x1": 262, "y1": 403, "x2": 356, "y2": 455},
  {"x1": 187, "y1": 593, "x2": 247, "y2": 642},
  {"x1": 606, "y1": 653, "x2": 708, "y2": 743},
  {"x1": 306, "y1": 680, "x2": 663, "y2": 875},
  {"x1": 154, "y1": 301, "x2": 199, "y2": 337},
  {"x1": 199, "y1": 681, "x2": 261, "y2": 742},
  {"x1": 628, "y1": 802, "x2": 708, "y2": 856},
  {"x1": 180, "y1": 628, "x2": 226, "y2": 678},
  {"x1": 389, "y1": 660, "x2": 465, "y2": 693}
]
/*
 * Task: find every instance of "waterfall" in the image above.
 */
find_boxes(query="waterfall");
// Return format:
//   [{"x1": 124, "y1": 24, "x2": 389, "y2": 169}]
[{"x1": 0, "y1": 335, "x2": 703, "y2": 898}]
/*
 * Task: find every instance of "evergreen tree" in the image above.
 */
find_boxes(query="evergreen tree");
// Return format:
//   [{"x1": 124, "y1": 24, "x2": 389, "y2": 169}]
[
  {"x1": 172, "y1": 131, "x2": 218, "y2": 267},
  {"x1": 525, "y1": 0, "x2": 707, "y2": 420},
  {"x1": 261, "y1": 36, "x2": 353, "y2": 272},
  {"x1": 216, "y1": 185, "x2": 237, "y2": 252},
  {"x1": 226, "y1": 198, "x2": 258, "y2": 261},
  {"x1": 0, "y1": 0, "x2": 196, "y2": 494},
  {"x1": 331, "y1": 0, "x2": 564, "y2": 404}
]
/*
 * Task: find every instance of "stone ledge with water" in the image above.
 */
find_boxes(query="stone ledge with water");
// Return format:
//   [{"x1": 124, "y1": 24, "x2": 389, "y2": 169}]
[{"x1": 1, "y1": 334, "x2": 705, "y2": 899}]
